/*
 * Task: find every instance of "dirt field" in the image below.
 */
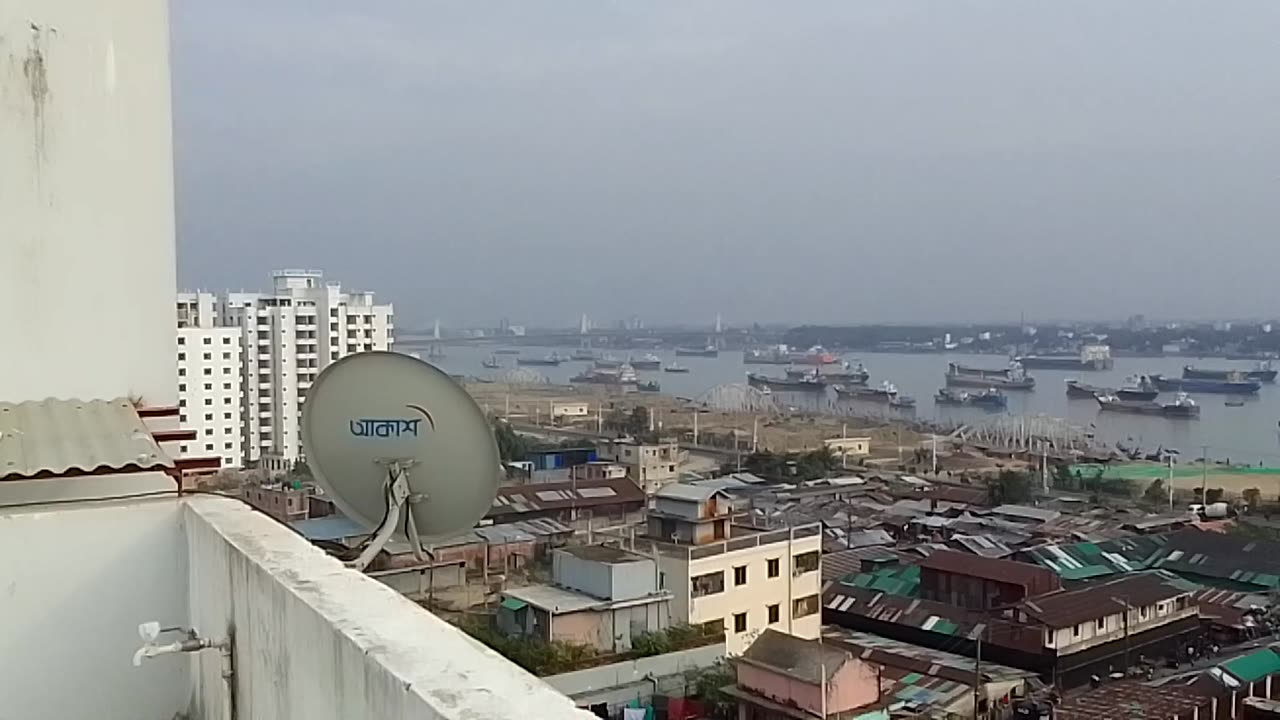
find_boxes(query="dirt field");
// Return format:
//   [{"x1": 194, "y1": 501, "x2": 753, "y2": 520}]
[
  {"x1": 464, "y1": 381, "x2": 930, "y2": 458},
  {"x1": 1079, "y1": 462, "x2": 1280, "y2": 499}
]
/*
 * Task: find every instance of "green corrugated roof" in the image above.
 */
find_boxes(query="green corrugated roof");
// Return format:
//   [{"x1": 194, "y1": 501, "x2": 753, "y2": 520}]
[
  {"x1": 500, "y1": 597, "x2": 527, "y2": 611},
  {"x1": 1060, "y1": 565, "x2": 1114, "y2": 580},
  {"x1": 931, "y1": 619, "x2": 958, "y2": 635},
  {"x1": 840, "y1": 564, "x2": 920, "y2": 598},
  {"x1": 1222, "y1": 649, "x2": 1280, "y2": 683},
  {"x1": 1077, "y1": 542, "x2": 1102, "y2": 555},
  {"x1": 900, "y1": 672, "x2": 923, "y2": 684}
]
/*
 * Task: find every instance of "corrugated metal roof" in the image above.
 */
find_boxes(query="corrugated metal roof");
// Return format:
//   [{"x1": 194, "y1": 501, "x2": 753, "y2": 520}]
[{"x1": 0, "y1": 398, "x2": 173, "y2": 481}]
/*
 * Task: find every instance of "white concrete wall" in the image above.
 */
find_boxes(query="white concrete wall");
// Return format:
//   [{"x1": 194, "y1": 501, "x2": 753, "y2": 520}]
[
  {"x1": 185, "y1": 496, "x2": 592, "y2": 720},
  {"x1": 0, "y1": 498, "x2": 190, "y2": 720},
  {"x1": 0, "y1": 1, "x2": 177, "y2": 406}
]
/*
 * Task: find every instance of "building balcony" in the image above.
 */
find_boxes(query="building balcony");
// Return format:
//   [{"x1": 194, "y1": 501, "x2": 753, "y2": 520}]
[{"x1": 2, "y1": 493, "x2": 588, "y2": 719}]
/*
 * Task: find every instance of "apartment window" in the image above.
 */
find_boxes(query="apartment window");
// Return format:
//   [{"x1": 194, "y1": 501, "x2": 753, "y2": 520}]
[
  {"x1": 203, "y1": 352, "x2": 212, "y2": 361},
  {"x1": 224, "y1": 442, "x2": 233, "y2": 450},
  {"x1": 223, "y1": 382, "x2": 232, "y2": 391},
  {"x1": 224, "y1": 412, "x2": 232, "y2": 420},
  {"x1": 204, "y1": 399, "x2": 212, "y2": 406},
  {"x1": 180, "y1": 444, "x2": 188, "y2": 453},
  {"x1": 767, "y1": 604, "x2": 780, "y2": 624},
  {"x1": 767, "y1": 558, "x2": 780, "y2": 578},
  {"x1": 179, "y1": 414, "x2": 187, "y2": 423},
  {"x1": 733, "y1": 565, "x2": 747, "y2": 586},
  {"x1": 204, "y1": 383, "x2": 212, "y2": 391},
  {"x1": 178, "y1": 352, "x2": 186, "y2": 361},
  {"x1": 1096, "y1": 618, "x2": 1105, "y2": 631},
  {"x1": 1073, "y1": 624, "x2": 1081, "y2": 638},
  {"x1": 203, "y1": 337, "x2": 211, "y2": 345},
  {"x1": 794, "y1": 551, "x2": 819, "y2": 575},
  {"x1": 223, "y1": 397, "x2": 232, "y2": 405},
  {"x1": 792, "y1": 594, "x2": 819, "y2": 619},
  {"x1": 178, "y1": 368, "x2": 186, "y2": 377},
  {"x1": 223, "y1": 352, "x2": 231, "y2": 360},
  {"x1": 223, "y1": 426, "x2": 233, "y2": 436},
  {"x1": 733, "y1": 613, "x2": 747, "y2": 634},
  {"x1": 223, "y1": 337, "x2": 231, "y2": 345},
  {"x1": 691, "y1": 571, "x2": 725, "y2": 598},
  {"x1": 205, "y1": 443, "x2": 214, "y2": 451},
  {"x1": 178, "y1": 383, "x2": 186, "y2": 392},
  {"x1": 179, "y1": 399, "x2": 186, "y2": 407},
  {"x1": 204, "y1": 413, "x2": 213, "y2": 421},
  {"x1": 203, "y1": 368, "x2": 212, "y2": 376},
  {"x1": 1139, "y1": 606, "x2": 1149, "y2": 621},
  {"x1": 178, "y1": 337, "x2": 185, "y2": 345},
  {"x1": 204, "y1": 428, "x2": 213, "y2": 436}
]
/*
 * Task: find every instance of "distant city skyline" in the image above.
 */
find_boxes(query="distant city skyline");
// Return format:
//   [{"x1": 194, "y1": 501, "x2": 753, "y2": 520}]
[{"x1": 173, "y1": 1, "x2": 1280, "y2": 327}]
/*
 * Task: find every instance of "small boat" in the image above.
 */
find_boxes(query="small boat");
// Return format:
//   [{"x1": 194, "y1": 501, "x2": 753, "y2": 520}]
[
  {"x1": 481, "y1": 355, "x2": 501, "y2": 369},
  {"x1": 664, "y1": 363, "x2": 690, "y2": 374},
  {"x1": 1065, "y1": 374, "x2": 1158, "y2": 402},
  {"x1": 946, "y1": 362, "x2": 1035, "y2": 390},
  {"x1": 1225, "y1": 397, "x2": 1246, "y2": 407},
  {"x1": 629, "y1": 354, "x2": 662, "y2": 371},
  {"x1": 747, "y1": 372, "x2": 827, "y2": 392},
  {"x1": 1183, "y1": 361, "x2": 1277, "y2": 383},
  {"x1": 836, "y1": 381, "x2": 899, "y2": 403},
  {"x1": 1065, "y1": 379, "x2": 1110, "y2": 399},
  {"x1": 1151, "y1": 373, "x2": 1261, "y2": 395},
  {"x1": 1096, "y1": 392, "x2": 1199, "y2": 418},
  {"x1": 494, "y1": 349, "x2": 521, "y2": 355},
  {"x1": 675, "y1": 345, "x2": 719, "y2": 358},
  {"x1": 517, "y1": 354, "x2": 564, "y2": 367},
  {"x1": 637, "y1": 380, "x2": 661, "y2": 393}
]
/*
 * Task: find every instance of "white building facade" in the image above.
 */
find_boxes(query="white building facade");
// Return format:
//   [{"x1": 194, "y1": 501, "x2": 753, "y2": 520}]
[
  {"x1": 177, "y1": 293, "x2": 244, "y2": 467},
  {"x1": 181, "y1": 270, "x2": 394, "y2": 470}
]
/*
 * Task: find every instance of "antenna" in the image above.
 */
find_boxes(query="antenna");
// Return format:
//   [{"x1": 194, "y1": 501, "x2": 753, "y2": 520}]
[{"x1": 301, "y1": 351, "x2": 501, "y2": 570}]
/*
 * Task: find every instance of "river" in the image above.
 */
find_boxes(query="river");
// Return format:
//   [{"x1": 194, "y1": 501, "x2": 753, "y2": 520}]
[{"x1": 410, "y1": 344, "x2": 1280, "y2": 464}]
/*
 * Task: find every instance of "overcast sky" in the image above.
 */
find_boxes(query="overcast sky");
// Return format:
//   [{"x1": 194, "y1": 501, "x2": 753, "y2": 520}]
[{"x1": 172, "y1": 1, "x2": 1280, "y2": 328}]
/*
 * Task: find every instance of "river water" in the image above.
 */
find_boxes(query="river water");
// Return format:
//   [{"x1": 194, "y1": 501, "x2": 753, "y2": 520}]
[{"x1": 412, "y1": 344, "x2": 1280, "y2": 464}]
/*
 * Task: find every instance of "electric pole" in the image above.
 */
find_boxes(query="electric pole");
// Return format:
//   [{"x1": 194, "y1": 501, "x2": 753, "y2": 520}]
[{"x1": 973, "y1": 633, "x2": 982, "y2": 720}]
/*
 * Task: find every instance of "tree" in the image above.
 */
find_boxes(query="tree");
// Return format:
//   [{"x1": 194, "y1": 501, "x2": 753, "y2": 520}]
[
  {"x1": 987, "y1": 470, "x2": 1033, "y2": 504},
  {"x1": 1244, "y1": 488, "x2": 1263, "y2": 508},
  {"x1": 493, "y1": 420, "x2": 531, "y2": 462},
  {"x1": 1143, "y1": 478, "x2": 1166, "y2": 505},
  {"x1": 1205, "y1": 487, "x2": 1225, "y2": 504}
]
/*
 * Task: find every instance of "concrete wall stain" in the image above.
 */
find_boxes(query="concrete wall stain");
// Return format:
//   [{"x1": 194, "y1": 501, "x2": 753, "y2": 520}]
[{"x1": 22, "y1": 25, "x2": 50, "y2": 160}]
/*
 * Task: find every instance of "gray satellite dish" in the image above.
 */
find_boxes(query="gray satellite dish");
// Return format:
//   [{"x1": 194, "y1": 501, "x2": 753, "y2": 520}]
[{"x1": 301, "y1": 351, "x2": 501, "y2": 569}]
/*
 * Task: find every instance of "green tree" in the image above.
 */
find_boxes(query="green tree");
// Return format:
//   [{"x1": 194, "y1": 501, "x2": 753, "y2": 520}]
[
  {"x1": 987, "y1": 470, "x2": 1033, "y2": 504},
  {"x1": 493, "y1": 420, "x2": 530, "y2": 462},
  {"x1": 1143, "y1": 478, "x2": 1166, "y2": 505}
]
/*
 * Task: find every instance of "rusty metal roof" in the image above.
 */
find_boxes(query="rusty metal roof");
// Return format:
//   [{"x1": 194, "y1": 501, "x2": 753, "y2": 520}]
[{"x1": 0, "y1": 398, "x2": 173, "y2": 481}]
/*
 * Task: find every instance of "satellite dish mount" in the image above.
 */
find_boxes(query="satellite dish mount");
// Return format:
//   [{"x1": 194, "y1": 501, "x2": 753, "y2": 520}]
[{"x1": 350, "y1": 458, "x2": 425, "y2": 571}]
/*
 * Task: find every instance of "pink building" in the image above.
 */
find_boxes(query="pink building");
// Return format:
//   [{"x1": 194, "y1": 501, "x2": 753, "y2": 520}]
[{"x1": 727, "y1": 629, "x2": 888, "y2": 720}]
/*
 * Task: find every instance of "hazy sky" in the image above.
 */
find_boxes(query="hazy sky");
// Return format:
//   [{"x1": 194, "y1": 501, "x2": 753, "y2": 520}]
[{"x1": 172, "y1": 1, "x2": 1280, "y2": 328}]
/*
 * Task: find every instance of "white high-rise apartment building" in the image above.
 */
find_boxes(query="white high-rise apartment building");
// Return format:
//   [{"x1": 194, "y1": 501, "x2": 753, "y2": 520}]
[
  {"x1": 177, "y1": 292, "x2": 244, "y2": 468},
  {"x1": 213, "y1": 270, "x2": 394, "y2": 470}
]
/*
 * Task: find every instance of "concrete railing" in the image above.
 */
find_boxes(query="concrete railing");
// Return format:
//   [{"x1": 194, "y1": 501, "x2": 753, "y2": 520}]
[{"x1": 185, "y1": 496, "x2": 593, "y2": 719}]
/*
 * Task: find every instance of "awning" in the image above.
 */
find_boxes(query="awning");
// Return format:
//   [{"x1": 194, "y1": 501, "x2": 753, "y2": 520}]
[{"x1": 500, "y1": 598, "x2": 528, "y2": 611}]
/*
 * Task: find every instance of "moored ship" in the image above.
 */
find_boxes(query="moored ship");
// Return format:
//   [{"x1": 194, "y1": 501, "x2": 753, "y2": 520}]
[
  {"x1": 790, "y1": 345, "x2": 838, "y2": 365},
  {"x1": 1151, "y1": 373, "x2": 1261, "y2": 395},
  {"x1": 743, "y1": 345, "x2": 792, "y2": 364},
  {"x1": 629, "y1": 354, "x2": 662, "y2": 371},
  {"x1": 1183, "y1": 361, "x2": 1277, "y2": 383},
  {"x1": 676, "y1": 345, "x2": 719, "y2": 358},
  {"x1": 1065, "y1": 374, "x2": 1157, "y2": 401},
  {"x1": 747, "y1": 372, "x2": 827, "y2": 392},
  {"x1": 946, "y1": 362, "x2": 1035, "y2": 390},
  {"x1": 663, "y1": 363, "x2": 690, "y2": 373},
  {"x1": 1016, "y1": 344, "x2": 1113, "y2": 371},
  {"x1": 835, "y1": 381, "x2": 899, "y2": 403},
  {"x1": 935, "y1": 387, "x2": 1008, "y2": 409},
  {"x1": 785, "y1": 360, "x2": 870, "y2": 385},
  {"x1": 571, "y1": 364, "x2": 639, "y2": 386},
  {"x1": 517, "y1": 353, "x2": 564, "y2": 367},
  {"x1": 1096, "y1": 392, "x2": 1199, "y2": 418}
]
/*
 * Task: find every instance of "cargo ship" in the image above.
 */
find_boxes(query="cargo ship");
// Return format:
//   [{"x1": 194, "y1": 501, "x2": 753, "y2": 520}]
[
  {"x1": 1065, "y1": 375, "x2": 1158, "y2": 401},
  {"x1": 835, "y1": 381, "x2": 899, "y2": 402},
  {"x1": 743, "y1": 346, "x2": 792, "y2": 364},
  {"x1": 1016, "y1": 345, "x2": 1113, "y2": 371},
  {"x1": 790, "y1": 346, "x2": 838, "y2": 365},
  {"x1": 1151, "y1": 374, "x2": 1261, "y2": 395},
  {"x1": 1183, "y1": 361, "x2": 1277, "y2": 383},
  {"x1": 1096, "y1": 392, "x2": 1199, "y2": 418},
  {"x1": 676, "y1": 345, "x2": 719, "y2": 358},
  {"x1": 786, "y1": 360, "x2": 870, "y2": 385},
  {"x1": 571, "y1": 364, "x2": 639, "y2": 386},
  {"x1": 629, "y1": 354, "x2": 662, "y2": 371},
  {"x1": 747, "y1": 372, "x2": 827, "y2": 392},
  {"x1": 945, "y1": 362, "x2": 1035, "y2": 390},
  {"x1": 517, "y1": 354, "x2": 564, "y2": 367},
  {"x1": 934, "y1": 387, "x2": 1008, "y2": 409}
]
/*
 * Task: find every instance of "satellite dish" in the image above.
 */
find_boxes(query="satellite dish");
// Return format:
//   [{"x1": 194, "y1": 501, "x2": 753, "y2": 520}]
[{"x1": 302, "y1": 351, "x2": 501, "y2": 569}]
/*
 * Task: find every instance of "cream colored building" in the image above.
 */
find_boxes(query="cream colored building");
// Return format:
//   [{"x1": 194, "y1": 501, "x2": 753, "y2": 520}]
[
  {"x1": 643, "y1": 484, "x2": 822, "y2": 654},
  {"x1": 824, "y1": 436, "x2": 871, "y2": 461},
  {"x1": 600, "y1": 438, "x2": 685, "y2": 493}
]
